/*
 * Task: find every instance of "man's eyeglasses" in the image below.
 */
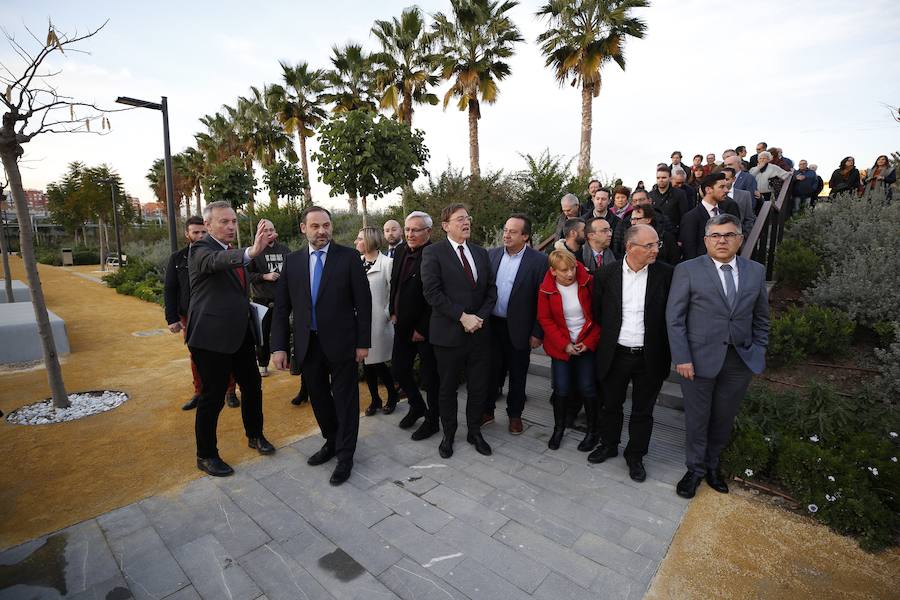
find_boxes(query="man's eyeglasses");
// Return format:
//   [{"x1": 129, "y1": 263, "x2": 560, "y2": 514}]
[
  {"x1": 449, "y1": 216, "x2": 473, "y2": 224},
  {"x1": 705, "y1": 232, "x2": 742, "y2": 241},
  {"x1": 630, "y1": 241, "x2": 663, "y2": 250},
  {"x1": 404, "y1": 227, "x2": 429, "y2": 234}
]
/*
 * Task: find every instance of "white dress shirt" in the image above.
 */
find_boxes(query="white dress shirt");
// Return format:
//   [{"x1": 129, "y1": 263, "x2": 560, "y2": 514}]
[
  {"x1": 617, "y1": 258, "x2": 648, "y2": 347},
  {"x1": 447, "y1": 237, "x2": 478, "y2": 282},
  {"x1": 308, "y1": 242, "x2": 330, "y2": 292},
  {"x1": 558, "y1": 281, "x2": 584, "y2": 343},
  {"x1": 493, "y1": 245, "x2": 525, "y2": 318},
  {"x1": 701, "y1": 199, "x2": 719, "y2": 218},
  {"x1": 711, "y1": 256, "x2": 739, "y2": 296}
]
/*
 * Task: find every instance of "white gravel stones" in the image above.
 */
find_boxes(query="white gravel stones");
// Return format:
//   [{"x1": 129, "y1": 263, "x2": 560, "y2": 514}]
[{"x1": 5, "y1": 391, "x2": 128, "y2": 425}]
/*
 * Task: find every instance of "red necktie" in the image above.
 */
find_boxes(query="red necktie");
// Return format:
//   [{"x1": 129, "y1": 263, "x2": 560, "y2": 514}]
[
  {"x1": 228, "y1": 244, "x2": 247, "y2": 289},
  {"x1": 457, "y1": 245, "x2": 476, "y2": 287},
  {"x1": 596, "y1": 253, "x2": 603, "y2": 267}
]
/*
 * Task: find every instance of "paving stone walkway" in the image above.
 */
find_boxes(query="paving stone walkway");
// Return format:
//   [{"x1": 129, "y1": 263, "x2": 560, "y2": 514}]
[{"x1": 0, "y1": 382, "x2": 691, "y2": 600}]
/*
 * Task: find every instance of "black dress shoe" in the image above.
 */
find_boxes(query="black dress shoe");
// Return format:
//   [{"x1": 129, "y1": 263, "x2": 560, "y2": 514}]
[
  {"x1": 587, "y1": 444, "x2": 618, "y2": 464},
  {"x1": 290, "y1": 391, "x2": 308, "y2": 406},
  {"x1": 197, "y1": 457, "x2": 234, "y2": 477},
  {"x1": 548, "y1": 428, "x2": 565, "y2": 450},
  {"x1": 466, "y1": 432, "x2": 492, "y2": 456},
  {"x1": 248, "y1": 435, "x2": 276, "y2": 455},
  {"x1": 411, "y1": 420, "x2": 440, "y2": 441},
  {"x1": 676, "y1": 471, "x2": 704, "y2": 499},
  {"x1": 705, "y1": 469, "x2": 729, "y2": 494},
  {"x1": 438, "y1": 435, "x2": 454, "y2": 458},
  {"x1": 383, "y1": 399, "x2": 398, "y2": 415},
  {"x1": 330, "y1": 461, "x2": 353, "y2": 486},
  {"x1": 182, "y1": 395, "x2": 200, "y2": 411},
  {"x1": 577, "y1": 432, "x2": 600, "y2": 452},
  {"x1": 399, "y1": 407, "x2": 425, "y2": 429},
  {"x1": 626, "y1": 458, "x2": 647, "y2": 482},
  {"x1": 364, "y1": 402, "x2": 382, "y2": 416},
  {"x1": 307, "y1": 444, "x2": 335, "y2": 466},
  {"x1": 226, "y1": 392, "x2": 240, "y2": 408}
]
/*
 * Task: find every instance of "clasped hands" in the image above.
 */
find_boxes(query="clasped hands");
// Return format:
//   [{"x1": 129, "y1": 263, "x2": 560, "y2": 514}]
[
  {"x1": 459, "y1": 313, "x2": 483, "y2": 333},
  {"x1": 565, "y1": 342, "x2": 586, "y2": 356}
]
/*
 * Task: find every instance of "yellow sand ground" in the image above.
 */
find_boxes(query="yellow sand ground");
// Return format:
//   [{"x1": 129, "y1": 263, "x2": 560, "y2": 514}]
[
  {"x1": 0, "y1": 257, "x2": 343, "y2": 549},
  {"x1": 647, "y1": 486, "x2": 900, "y2": 599}
]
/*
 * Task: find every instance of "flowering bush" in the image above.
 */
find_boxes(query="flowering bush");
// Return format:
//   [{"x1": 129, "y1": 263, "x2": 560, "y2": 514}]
[{"x1": 722, "y1": 383, "x2": 900, "y2": 551}]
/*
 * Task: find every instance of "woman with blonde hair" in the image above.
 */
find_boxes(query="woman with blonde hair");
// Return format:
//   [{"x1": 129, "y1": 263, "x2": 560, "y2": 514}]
[{"x1": 354, "y1": 226, "x2": 399, "y2": 415}]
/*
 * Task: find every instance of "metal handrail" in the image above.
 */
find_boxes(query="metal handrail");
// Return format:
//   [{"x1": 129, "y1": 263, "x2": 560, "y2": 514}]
[{"x1": 740, "y1": 172, "x2": 794, "y2": 280}]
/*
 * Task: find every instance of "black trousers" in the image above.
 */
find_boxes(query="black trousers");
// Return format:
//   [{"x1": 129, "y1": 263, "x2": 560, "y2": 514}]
[
  {"x1": 190, "y1": 326, "x2": 263, "y2": 459},
  {"x1": 254, "y1": 299, "x2": 274, "y2": 367},
  {"x1": 487, "y1": 316, "x2": 531, "y2": 418},
  {"x1": 391, "y1": 331, "x2": 440, "y2": 424},
  {"x1": 301, "y1": 332, "x2": 359, "y2": 463},
  {"x1": 599, "y1": 349, "x2": 664, "y2": 460},
  {"x1": 363, "y1": 362, "x2": 398, "y2": 405},
  {"x1": 433, "y1": 328, "x2": 491, "y2": 433}
]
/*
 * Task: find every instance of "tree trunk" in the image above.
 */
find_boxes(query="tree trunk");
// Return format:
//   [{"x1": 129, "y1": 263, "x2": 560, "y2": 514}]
[
  {"x1": 195, "y1": 185, "x2": 202, "y2": 216},
  {"x1": 403, "y1": 92, "x2": 413, "y2": 128},
  {"x1": 98, "y1": 216, "x2": 107, "y2": 271},
  {"x1": 578, "y1": 83, "x2": 593, "y2": 178},
  {"x1": 299, "y1": 133, "x2": 312, "y2": 206},
  {"x1": 348, "y1": 193, "x2": 358, "y2": 214},
  {"x1": 0, "y1": 211, "x2": 12, "y2": 303},
  {"x1": 468, "y1": 101, "x2": 481, "y2": 178},
  {"x1": 0, "y1": 150, "x2": 69, "y2": 407},
  {"x1": 361, "y1": 195, "x2": 368, "y2": 227}
]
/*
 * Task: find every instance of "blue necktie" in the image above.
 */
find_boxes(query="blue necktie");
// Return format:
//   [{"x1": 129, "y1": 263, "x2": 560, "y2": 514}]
[
  {"x1": 721, "y1": 264, "x2": 736, "y2": 310},
  {"x1": 311, "y1": 250, "x2": 324, "y2": 330}
]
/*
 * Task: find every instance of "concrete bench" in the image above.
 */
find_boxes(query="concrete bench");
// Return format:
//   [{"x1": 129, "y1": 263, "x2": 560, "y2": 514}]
[
  {"x1": 0, "y1": 280, "x2": 30, "y2": 303},
  {"x1": 0, "y1": 302, "x2": 70, "y2": 364}
]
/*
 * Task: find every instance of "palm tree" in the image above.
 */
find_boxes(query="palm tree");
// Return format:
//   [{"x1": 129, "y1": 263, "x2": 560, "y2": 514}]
[
  {"x1": 371, "y1": 7, "x2": 441, "y2": 128},
  {"x1": 268, "y1": 61, "x2": 328, "y2": 203},
  {"x1": 433, "y1": 0, "x2": 523, "y2": 178},
  {"x1": 179, "y1": 146, "x2": 206, "y2": 214},
  {"x1": 323, "y1": 43, "x2": 378, "y2": 114},
  {"x1": 536, "y1": 0, "x2": 648, "y2": 177}
]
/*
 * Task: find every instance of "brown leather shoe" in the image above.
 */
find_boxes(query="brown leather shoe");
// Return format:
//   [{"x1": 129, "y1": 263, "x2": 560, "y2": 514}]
[
  {"x1": 508, "y1": 418, "x2": 524, "y2": 435},
  {"x1": 481, "y1": 412, "x2": 495, "y2": 426}
]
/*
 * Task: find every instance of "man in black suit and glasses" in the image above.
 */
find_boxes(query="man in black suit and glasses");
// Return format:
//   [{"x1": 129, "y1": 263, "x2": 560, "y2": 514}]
[
  {"x1": 187, "y1": 202, "x2": 276, "y2": 477},
  {"x1": 588, "y1": 224, "x2": 674, "y2": 482},
  {"x1": 389, "y1": 210, "x2": 441, "y2": 441},
  {"x1": 271, "y1": 206, "x2": 372, "y2": 486},
  {"x1": 421, "y1": 203, "x2": 497, "y2": 458}
]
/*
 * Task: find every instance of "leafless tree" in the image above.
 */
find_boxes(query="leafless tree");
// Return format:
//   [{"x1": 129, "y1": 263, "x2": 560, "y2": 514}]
[
  {"x1": 1, "y1": 20, "x2": 119, "y2": 407},
  {"x1": 0, "y1": 173, "x2": 12, "y2": 303}
]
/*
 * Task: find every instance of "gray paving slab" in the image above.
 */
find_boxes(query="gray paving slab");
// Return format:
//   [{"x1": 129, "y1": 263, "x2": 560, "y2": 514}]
[{"x1": 5, "y1": 380, "x2": 690, "y2": 599}]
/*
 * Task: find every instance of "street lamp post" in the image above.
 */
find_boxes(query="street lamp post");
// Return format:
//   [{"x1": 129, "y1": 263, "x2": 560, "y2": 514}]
[
  {"x1": 116, "y1": 95, "x2": 178, "y2": 253},
  {"x1": 96, "y1": 178, "x2": 123, "y2": 268}
]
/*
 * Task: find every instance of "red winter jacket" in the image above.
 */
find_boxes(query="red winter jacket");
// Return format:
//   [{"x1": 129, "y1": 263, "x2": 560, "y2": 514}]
[{"x1": 537, "y1": 262, "x2": 600, "y2": 361}]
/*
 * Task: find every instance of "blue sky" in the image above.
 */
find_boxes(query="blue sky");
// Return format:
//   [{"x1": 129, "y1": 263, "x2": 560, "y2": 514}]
[{"x1": 5, "y1": 0, "x2": 900, "y2": 212}]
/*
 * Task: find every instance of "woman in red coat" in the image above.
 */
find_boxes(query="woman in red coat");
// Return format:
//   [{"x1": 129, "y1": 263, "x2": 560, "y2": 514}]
[{"x1": 537, "y1": 250, "x2": 600, "y2": 451}]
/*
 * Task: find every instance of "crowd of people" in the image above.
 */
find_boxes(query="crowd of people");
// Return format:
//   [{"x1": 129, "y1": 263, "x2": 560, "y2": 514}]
[{"x1": 162, "y1": 143, "x2": 893, "y2": 499}]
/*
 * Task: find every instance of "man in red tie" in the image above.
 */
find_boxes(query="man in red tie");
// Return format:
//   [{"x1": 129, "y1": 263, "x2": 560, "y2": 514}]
[
  {"x1": 186, "y1": 201, "x2": 276, "y2": 477},
  {"x1": 582, "y1": 217, "x2": 615, "y2": 275},
  {"x1": 421, "y1": 204, "x2": 498, "y2": 459}
]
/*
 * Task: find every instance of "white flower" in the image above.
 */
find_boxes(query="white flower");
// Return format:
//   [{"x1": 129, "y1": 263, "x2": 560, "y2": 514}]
[
  {"x1": 825, "y1": 494, "x2": 836, "y2": 502},
  {"x1": 868, "y1": 467, "x2": 879, "y2": 477},
  {"x1": 808, "y1": 504, "x2": 819, "y2": 513},
  {"x1": 890, "y1": 431, "x2": 898, "y2": 438},
  {"x1": 892, "y1": 457, "x2": 898, "y2": 463},
  {"x1": 827, "y1": 475, "x2": 835, "y2": 482},
  {"x1": 809, "y1": 435, "x2": 819, "y2": 443},
  {"x1": 744, "y1": 469, "x2": 754, "y2": 477},
  {"x1": 764, "y1": 436, "x2": 771, "y2": 442}
]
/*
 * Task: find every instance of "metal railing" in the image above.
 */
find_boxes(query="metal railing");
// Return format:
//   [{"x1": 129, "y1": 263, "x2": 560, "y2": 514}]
[{"x1": 740, "y1": 173, "x2": 794, "y2": 280}]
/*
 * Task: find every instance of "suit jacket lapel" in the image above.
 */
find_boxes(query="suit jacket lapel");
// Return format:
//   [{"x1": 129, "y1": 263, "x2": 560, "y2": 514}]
[
  {"x1": 644, "y1": 264, "x2": 661, "y2": 320},
  {"x1": 445, "y1": 239, "x2": 469, "y2": 282},
  {"x1": 702, "y1": 256, "x2": 731, "y2": 309},
  {"x1": 207, "y1": 237, "x2": 244, "y2": 292},
  {"x1": 299, "y1": 245, "x2": 312, "y2": 303},
  {"x1": 733, "y1": 256, "x2": 753, "y2": 311},
  {"x1": 316, "y1": 244, "x2": 336, "y2": 302}
]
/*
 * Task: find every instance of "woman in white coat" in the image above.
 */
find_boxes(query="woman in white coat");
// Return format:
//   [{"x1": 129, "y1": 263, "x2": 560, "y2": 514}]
[{"x1": 355, "y1": 226, "x2": 399, "y2": 415}]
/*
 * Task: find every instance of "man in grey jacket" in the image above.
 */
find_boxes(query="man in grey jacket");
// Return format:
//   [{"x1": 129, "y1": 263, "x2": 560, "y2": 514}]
[{"x1": 666, "y1": 214, "x2": 769, "y2": 499}]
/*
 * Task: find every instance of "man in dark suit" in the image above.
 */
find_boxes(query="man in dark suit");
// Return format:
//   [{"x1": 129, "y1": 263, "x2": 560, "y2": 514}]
[
  {"x1": 678, "y1": 173, "x2": 741, "y2": 261},
  {"x1": 389, "y1": 211, "x2": 441, "y2": 441},
  {"x1": 588, "y1": 225, "x2": 674, "y2": 482},
  {"x1": 484, "y1": 214, "x2": 546, "y2": 434},
  {"x1": 165, "y1": 216, "x2": 207, "y2": 410},
  {"x1": 582, "y1": 217, "x2": 616, "y2": 274},
  {"x1": 421, "y1": 203, "x2": 498, "y2": 458},
  {"x1": 581, "y1": 188, "x2": 621, "y2": 235},
  {"x1": 383, "y1": 219, "x2": 404, "y2": 258},
  {"x1": 667, "y1": 214, "x2": 769, "y2": 499},
  {"x1": 648, "y1": 166, "x2": 688, "y2": 235},
  {"x1": 186, "y1": 203, "x2": 276, "y2": 477},
  {"x1": 271, "y1": 206, "x2": 372, "y2": 486}
]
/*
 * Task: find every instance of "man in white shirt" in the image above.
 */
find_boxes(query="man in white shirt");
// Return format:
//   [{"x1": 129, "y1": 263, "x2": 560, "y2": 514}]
[{"x1": 588, "y1": 225, "x2": 674, "y2": 482}]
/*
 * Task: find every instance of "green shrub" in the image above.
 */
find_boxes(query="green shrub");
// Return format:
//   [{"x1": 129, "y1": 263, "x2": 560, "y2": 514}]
[
  {"x1": 768, "y1": 305, "x2": 854, "y2": 366},
  {"x1": 103, "y1": 257, "x2": 163, "y2": 305},
  {"x1": 874, "y1": 323, "x2": 900, "y2": 404},
  {"x1": 721, "y1": 426, "x2": 773, "y2": 480},
  {"x1": 774, "y1": 239, "x2": 820, "y2": 288}
]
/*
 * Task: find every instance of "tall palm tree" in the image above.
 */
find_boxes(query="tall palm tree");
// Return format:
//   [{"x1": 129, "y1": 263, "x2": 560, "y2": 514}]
[
  {"x1": 433, "y1": 0, "x2": 523, "y2": 178},
  {"x1": 536, "y1": 0, "x2": 648, "y2": 177},
  {"x1": 179, "y1": 146, "x2": 207, "y2": 214},
  {"x1": 323, "y1": 43, "x2": 378, "y2": 114},
  {"x1": 371, "y1": 6, "x2": 441, "y2": 127},
  {"x1": 268, "y1": 61, "x2": 328, "y2": 203}
]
